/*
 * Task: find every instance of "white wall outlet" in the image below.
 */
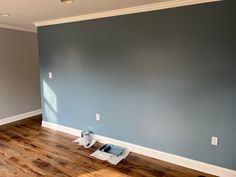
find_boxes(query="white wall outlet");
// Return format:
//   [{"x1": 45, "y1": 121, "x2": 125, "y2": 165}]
[
  {"x1": 96, "y1": 113, "x2": 101, "y2": 121},
  {"x1": 211, "y1": 136, "x2": 218, "y2": 146},
  {"x1": 49, "y1": 72, "x2": 53, "y2": 79}
]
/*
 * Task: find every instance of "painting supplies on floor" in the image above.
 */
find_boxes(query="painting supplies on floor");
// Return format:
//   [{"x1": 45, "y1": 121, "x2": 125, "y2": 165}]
[
  {"x1": 90, "y1": 144, "x2": 130, "y2": 165},
  {"x1": 73, "y1": 131, "x2": 96, "y2": 148}
]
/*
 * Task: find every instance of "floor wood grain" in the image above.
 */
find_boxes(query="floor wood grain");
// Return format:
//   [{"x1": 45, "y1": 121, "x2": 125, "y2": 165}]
[{"x1": 0, "y1": 115, "x2": 217, "y2": 177}]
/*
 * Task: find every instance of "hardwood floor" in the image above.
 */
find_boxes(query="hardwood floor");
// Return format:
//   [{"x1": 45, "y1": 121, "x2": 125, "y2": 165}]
[{"x1": 0, "y1": 115, "x2": 217, "y2": 177}]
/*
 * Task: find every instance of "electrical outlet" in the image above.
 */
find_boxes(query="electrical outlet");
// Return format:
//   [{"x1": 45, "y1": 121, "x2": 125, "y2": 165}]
[
  {"x1": 96, "y1": 113, "x2": 101, "y2": 121},
  {"x1": 211, "y1": 136, "x2": 218, "y2": 146},
  {"x1": 49, "y1": 72, "x2": 53, "y2": 79}
]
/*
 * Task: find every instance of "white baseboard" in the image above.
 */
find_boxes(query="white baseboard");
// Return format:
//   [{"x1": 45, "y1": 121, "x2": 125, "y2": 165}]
[
  {"x1": 42, "y1": 121, "x2": 236, "y2": 177},
  {"x1": 0, "y1": 109, "x2": 42, "y2": 126}
]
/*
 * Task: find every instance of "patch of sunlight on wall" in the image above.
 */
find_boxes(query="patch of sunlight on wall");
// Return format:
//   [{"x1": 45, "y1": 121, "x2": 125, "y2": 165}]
[
  {"x1": 44, "y1": 102, "x2": 58, "y2": 123},
  {"x1": 43, "y1": 80, "x2": 58, "y2": 123},
  {"x1": 43, "y1": 80, "x2": 57, "y2": 112}
]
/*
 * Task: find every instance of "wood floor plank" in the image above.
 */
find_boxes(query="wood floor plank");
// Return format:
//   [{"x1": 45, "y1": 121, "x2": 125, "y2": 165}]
[{"x1": 0, "y1": 115, "x2": 217, "y2": 177}]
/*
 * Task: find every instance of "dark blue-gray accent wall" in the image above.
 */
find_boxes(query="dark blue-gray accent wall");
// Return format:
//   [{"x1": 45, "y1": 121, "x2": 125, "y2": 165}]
[{"x1": 38, "y1": 0, "x2": 236, "y2": 170}]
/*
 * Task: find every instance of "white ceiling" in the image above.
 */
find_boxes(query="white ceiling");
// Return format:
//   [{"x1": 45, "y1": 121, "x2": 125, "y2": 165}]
[
  {"x1": 0, "y1": 0, "x2": 168, "y2": 32},
  {"x1": 0, "y1": 0, "x2": 220, "y2": 33}
]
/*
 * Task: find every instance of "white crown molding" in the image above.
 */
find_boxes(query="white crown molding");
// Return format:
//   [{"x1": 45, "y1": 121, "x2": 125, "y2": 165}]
[
  {"x1": 0, "y1": 24, "x2": 37, "y2": 33},
  {"x1": 42, "y1": 120, "x2": 236, "y2": 177},
  {"x1": 34, "y1": 0, "x2": 221, "y2": 27},
  {"x1": 0, "y1": 109, "x2": 42, "y2": 126}
]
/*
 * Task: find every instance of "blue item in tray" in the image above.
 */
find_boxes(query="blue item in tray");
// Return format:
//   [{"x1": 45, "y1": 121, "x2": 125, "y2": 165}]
[{"x1": 99, "y1": 144, "x2": 125, "y2": 156}]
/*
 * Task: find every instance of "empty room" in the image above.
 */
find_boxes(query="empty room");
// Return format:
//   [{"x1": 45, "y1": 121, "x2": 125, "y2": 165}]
[{"x1": 0, "y1": 0, "x2": 235, "y2": 176}]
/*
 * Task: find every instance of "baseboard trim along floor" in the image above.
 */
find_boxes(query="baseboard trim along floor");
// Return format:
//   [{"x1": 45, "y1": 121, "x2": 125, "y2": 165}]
[
  {"x1": 42, "y1": 121, "x2": 236, "y2": 177},
  {"x1": 0, "y1": 109, "x2": 42, "y2": 126}
]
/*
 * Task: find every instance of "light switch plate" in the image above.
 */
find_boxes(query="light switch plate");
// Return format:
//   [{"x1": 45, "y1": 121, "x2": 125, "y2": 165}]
[
  {"x1": 49, "y1": 72, "x2": 52, "y2": 79},
  {"x1": 211, "y1": 136, "x2": 218, "y2": 146},
  {"x1": 96, "y1": 113, "x2": 100, "y2": 121}
]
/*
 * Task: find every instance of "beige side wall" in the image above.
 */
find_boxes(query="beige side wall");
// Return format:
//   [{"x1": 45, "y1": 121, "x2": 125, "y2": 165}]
[{"x1": 0, "y1": 28, "x2": 41, "y2": 119}]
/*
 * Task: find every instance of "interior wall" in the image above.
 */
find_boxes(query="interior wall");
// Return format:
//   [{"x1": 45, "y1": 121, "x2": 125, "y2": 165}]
[
  {"x1": 38, "y1": 0, "x2": 236, "y2": 170},
  {"x1": 0, "y1": 28, "x2": 41, "y2": 119}
]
